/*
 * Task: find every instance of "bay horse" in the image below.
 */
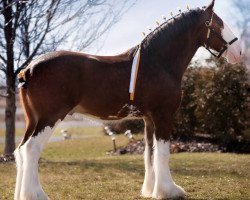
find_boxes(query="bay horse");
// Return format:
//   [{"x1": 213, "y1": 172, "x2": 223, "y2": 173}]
[{"x1": 14, "y1": 0, "x2": 242, "y2": 199}]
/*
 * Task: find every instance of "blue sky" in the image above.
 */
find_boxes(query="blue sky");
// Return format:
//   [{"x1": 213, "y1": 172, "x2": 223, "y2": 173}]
[{"x1": 86, "y1": 0, "x2": 238, "y2": 60}]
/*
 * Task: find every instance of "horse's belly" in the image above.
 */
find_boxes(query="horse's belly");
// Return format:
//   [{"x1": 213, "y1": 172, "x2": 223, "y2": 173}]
[
  {"x1": 70, "y1": 104, "x2": 121, "y2": 120},
  {"x1": 70, "y1": 102, "x2": 142, "y2": 121}
]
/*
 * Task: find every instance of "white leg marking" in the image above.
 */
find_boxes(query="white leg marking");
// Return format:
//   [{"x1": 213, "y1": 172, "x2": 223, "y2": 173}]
[
  {"x1": 14, "y1": 148, "x2": 23, "y2": 200},
  {"x1": 141, "y1": 142, "x2": 154, "y2": 198},
  {"x1": 152, "y1": 139, "x2": 186, "y2": 199},
  {"x1": 19, "y1": 120, "x2": 61, "y2": 200}
]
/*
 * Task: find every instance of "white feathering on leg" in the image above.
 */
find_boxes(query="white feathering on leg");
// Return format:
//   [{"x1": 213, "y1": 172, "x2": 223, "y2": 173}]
[
  {"x1": 14, "y1": 148, "x2": 23, "y2": 200},
  {"x1": 19, "y1": 120, "x2": 61, "y2": 200},
  {"x1": 152, "y1": 139, "x2": 186, "y2": 199}
]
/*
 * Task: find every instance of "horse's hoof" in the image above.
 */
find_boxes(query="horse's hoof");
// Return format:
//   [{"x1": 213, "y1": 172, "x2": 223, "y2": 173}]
[
  {"x1": 152, "y1": 184, "x2": 186, "y2": 199},
  {"x1": 167, "y1": 184, "x2": 186, "y2": 199},
  {"x1": 20, "y1": 188, "x2": 49, "y2": 200},
  {"x1": 141, "y1": 189, "x2": 153, "y2": 198},
  {"x1": 141, "y1": 180, "x2": 154, "y2": 198}
]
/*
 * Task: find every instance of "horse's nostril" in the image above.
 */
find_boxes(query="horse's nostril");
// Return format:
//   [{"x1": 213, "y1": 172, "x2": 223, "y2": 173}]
[{"x1": 240, "y1": 51, "x2": 242, "y2": 55}]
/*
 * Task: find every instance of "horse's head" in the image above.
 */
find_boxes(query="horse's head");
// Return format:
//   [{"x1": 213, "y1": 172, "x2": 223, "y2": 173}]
[{"x1": 202, "y1": 0, "x2": 242, "y2": 64}]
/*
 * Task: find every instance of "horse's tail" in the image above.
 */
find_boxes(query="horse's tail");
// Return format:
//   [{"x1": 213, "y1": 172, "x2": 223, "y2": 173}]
[
  {"x1": 17, "y1": 68, "x2": 30, "y2": 89},
  {"x1": 18, "y1": 80, "x2": 37, "y2": 147}
]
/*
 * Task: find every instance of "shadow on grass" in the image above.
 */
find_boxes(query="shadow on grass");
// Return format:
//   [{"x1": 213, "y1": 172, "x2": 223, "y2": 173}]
[
  {"x1": 172, "y1": 165, "x2": 245, "y2": 178},
  {"x1": 39, "y1": 158, "x2": 245, "y2": 180},
  {"x1": 39, "y1": 158, "x2": 144, "y2": 175}
]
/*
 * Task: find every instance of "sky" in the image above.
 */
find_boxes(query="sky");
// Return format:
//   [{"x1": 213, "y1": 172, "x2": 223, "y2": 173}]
[{"x1": 86, "y1": 0, "x2": 239, "y2": 60}]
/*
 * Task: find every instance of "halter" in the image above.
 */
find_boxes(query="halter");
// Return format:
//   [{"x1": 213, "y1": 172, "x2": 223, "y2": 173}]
[{"x1": 204, "y1": 12, "x2": 238, "y2": 58}]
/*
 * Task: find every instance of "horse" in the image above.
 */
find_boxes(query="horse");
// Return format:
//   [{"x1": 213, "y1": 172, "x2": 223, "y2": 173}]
[{"x1": 14, "y1": 0, "x2": 242, "y2": 199}]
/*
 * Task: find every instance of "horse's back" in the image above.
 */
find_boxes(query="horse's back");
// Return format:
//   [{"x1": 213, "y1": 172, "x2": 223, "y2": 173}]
[{"x1": 27, "y1": 47, "x2": 136, "y2": 72}]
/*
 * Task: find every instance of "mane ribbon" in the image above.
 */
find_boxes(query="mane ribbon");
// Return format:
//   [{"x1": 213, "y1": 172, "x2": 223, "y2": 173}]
[{"x1": 129, "y1": 45, "x2": 141, "y2": 101}]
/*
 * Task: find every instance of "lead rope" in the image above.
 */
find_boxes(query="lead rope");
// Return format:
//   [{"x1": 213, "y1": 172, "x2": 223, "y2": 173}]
[{"x1": 129, "y1": 45, "x2": 141, "y2": 101}]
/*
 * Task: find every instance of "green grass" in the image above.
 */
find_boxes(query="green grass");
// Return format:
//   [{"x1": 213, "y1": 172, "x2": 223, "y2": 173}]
[
  {"x1": 0, "y1": 129, "x2": 249, "y2": 200},
  {"x1": 0, "y1": 143, "x2": 3, "y2": 153},
  {"x1": 53, "y1": 126, "x2": 104, "y2": 137},
  {"x1": 0, "y1": 126, "x2": 104, "y2": 137}
]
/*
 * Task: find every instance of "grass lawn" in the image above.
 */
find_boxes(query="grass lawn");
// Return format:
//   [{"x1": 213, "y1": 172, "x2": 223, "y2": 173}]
[
  {"x1": 0, "y1": 129, "x2": 249, "y2": 200},
  {"x1": 0, "y1": 126, "x2": 103, "y2": 137},
  {"x1": 0, "y1": 128, "x2": 25, "y2": 137}
]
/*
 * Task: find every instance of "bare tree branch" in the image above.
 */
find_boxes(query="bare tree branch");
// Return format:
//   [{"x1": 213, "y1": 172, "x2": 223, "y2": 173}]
[
  {"x1": 0, "y1": 54, "x2": 7, "y2": 64},
  {"x1": 13, "y1": 0, "x2": 138, "y2": 75}
]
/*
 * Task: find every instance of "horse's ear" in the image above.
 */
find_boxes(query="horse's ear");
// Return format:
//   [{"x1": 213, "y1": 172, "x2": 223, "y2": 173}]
[{"x1": 205, "y1": 0, "x2": 215, "y2": 14}]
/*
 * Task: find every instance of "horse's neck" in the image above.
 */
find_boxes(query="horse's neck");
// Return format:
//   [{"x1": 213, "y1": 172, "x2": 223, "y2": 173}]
[
  {"x1": 142, "y1": 25, "x2": 201, "y2": 81},
  {"x1": 169, "y1": 35, "x2": 200, "y2": 79}
]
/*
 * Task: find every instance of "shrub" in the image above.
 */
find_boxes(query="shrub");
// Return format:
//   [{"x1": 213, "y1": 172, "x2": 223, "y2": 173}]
[
  {"x1": 174, "y1": 58, "x2": 249, "y2": 144},
  {"x1": 198, "y1": 60, "x2": 249, "y2": 143},
  {"x1": 103, "y1": 119, "x2": 144, "y2": 134}
]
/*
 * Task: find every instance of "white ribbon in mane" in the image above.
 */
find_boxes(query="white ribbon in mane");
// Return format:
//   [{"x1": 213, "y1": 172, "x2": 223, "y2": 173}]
[{"x1": 129, "y1": 45, "x2": 141, "y2": 101}]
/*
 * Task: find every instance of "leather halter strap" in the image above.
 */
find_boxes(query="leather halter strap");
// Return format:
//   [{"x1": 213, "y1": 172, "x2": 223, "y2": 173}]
[{"x1": 204, "y1": 12, "x2": 238, "y2": 58}]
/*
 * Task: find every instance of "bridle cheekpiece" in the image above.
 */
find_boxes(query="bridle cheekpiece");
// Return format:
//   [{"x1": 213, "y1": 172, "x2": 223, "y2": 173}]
[{"x1": 204, "y1": 12, "x2": 238, "y2": 58}]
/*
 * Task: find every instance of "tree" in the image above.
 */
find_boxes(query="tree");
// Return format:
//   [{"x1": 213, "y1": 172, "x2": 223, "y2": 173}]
[{"x1": 0, "y1": 0, "x2": 136, "y2": 155}]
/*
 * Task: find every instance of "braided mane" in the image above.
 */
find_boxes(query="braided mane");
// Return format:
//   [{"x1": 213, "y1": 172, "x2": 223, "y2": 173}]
[{"x1": 141, "y1": 8, "x2": 204, "y2": 54}]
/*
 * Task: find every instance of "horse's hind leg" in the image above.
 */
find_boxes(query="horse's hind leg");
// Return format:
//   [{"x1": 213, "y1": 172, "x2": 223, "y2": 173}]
[
  {"x1": 15, "y1": 90, "x2": 38, "y2": 200},
  {"x1": 141, "y1": 115, "x2": 155, "y2": 198},
  {"x1": 14, "y1": 122, "x2": 36, "y2": 200},
  {"x1": 14, "y1": 148, "x2": 23, "y2": 200},
  {"x1": 15, "y1": 77, "x2": 77, "y2": 199},
  {"x1": 19, "y1": 119, "x2": 61, "y2": 200}
]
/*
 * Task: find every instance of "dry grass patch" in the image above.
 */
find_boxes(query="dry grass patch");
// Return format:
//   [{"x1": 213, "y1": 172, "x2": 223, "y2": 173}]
[{"x1": 0, "y1": 128, "x2": 25, "y2": 137}]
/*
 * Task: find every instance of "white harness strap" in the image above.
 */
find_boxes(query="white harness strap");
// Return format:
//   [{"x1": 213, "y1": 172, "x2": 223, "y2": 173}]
[{"x1": 129, "y1": 45, "x2": 141, "y2": 101}]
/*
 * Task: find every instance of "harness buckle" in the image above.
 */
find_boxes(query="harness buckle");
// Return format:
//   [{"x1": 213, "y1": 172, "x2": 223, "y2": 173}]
[{"x1": 205, "y1": 21, "x2": 210, "y2": 27}]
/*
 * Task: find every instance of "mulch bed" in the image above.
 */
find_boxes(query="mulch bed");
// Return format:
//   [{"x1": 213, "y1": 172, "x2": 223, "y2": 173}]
[{"x1": 108, "y1": 139, "x2": 223, "y2": 155}]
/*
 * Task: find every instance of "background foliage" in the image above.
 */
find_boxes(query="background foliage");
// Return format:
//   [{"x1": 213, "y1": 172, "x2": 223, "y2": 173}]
[
  {"x1": 110, "y1": 58, "x2": 249, "y2": 148},
  {"x1": 173, "y1": 58, "x2": 249, "y2": 145}
]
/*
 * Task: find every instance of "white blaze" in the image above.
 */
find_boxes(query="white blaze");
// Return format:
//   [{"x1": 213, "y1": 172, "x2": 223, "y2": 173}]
[{"x1": 222, "y1": 22, "x2": 242, "y2": 64}]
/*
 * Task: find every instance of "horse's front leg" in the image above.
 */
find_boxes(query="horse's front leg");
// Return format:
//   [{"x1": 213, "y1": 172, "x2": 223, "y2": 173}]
[{"x1": 151, "y1": 113, "x2": 186, "y2": 199}]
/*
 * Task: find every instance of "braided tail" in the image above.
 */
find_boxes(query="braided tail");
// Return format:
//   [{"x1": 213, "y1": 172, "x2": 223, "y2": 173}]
[{"x1": 17, "y1": 69, "x2": 29, "y2": 89}]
